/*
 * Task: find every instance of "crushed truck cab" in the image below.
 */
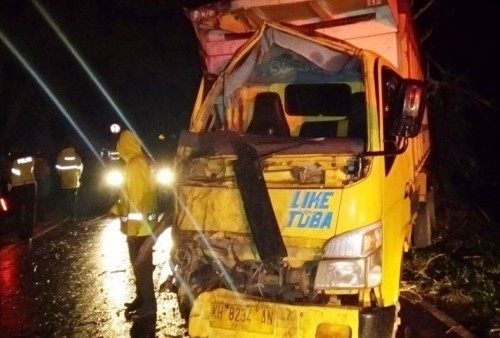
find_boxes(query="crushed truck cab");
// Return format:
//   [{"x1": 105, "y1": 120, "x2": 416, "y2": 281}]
[{"x1": 171, "y1": 1, "x2": 431, "y2": 337}]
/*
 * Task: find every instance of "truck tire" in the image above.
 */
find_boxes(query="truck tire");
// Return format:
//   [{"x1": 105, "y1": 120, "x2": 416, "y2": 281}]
[
  {"x1": 176, "y1": 276, "x2": 207, "y2": 323},
  {"x1": 427, "y1": 188, "x2": 437, "y2": 231},
  {"x1": 412, "y1": 188, "x2": 435, "y2": 248},
  {"x1": 177, "y1": 285, "x2": 192, "y2": 322}
]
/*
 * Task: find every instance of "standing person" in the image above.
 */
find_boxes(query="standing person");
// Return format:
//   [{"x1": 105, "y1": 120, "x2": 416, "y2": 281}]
[
  {"x1": 8, "y1": 145, "x2": 37, "y2": 240},
  {"x1": 55, "y1": 140, "x2": 83, "y2": 222},
  {"x1": 34, "y1": 149, "x2": 52, "y2": 222},
  {"x1": 110, "y1": 130, "x2": 158, "y2": 321}
]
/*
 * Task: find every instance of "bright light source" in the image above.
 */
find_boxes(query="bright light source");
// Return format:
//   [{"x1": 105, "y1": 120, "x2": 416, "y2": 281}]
[
  {"x1": 99, "y1": 218, "x2": 129, "y2": 306},
  {"x1": 110, "y1": 123, "x2": 121, "y2": 134},
  {"x1": 0, "y1": 197, "x2": 9, "y2": 212},
  {"x1": 105, "y1": 169, "x2": 124, "y2": 187},
  {"x1": 156, "y1": 167, "x2": 175, "y2": 185}
]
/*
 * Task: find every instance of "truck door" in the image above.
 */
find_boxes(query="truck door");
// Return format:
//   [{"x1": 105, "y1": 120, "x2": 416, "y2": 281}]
[{"x1": 377, "y1": 61, "x2": 415, "y2": 304}]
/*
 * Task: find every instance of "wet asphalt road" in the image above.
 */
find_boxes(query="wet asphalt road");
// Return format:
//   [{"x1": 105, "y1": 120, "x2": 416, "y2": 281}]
[
  {"x1": 0, "y1": 215, "x2": 480, "y2": 338},
  {"x1": 0, "y1": 217, "x2": 187, "y2": 338}
]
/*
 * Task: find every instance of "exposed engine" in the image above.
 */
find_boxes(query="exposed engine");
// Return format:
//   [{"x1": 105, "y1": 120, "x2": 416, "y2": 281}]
[
  {"x1": 171, "y1": 135, "x2": 371, "y2": 312},
  {"x1": 171, "y1": 232, "x2": 332, "y2": 305}
]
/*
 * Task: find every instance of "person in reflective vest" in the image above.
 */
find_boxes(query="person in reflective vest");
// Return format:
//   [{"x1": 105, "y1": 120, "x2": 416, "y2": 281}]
[
  {"x1": 55, "y1": 143, "x2": 83, "y2": 221},
  {"x1": 109, "y1": 130, "x2": 158, "y2": 321},
  {"x1": 9, "y1": 149, "x2": 37, "y2": 240}
]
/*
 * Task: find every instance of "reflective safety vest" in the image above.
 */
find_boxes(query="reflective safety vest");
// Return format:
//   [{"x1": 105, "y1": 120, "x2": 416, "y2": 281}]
[
  {"x1": 11, "y1": 156, "x2": 36, "y2": 187},
  {"x1": 55, "y1": 147, "x2": 83, "y2": 189}
]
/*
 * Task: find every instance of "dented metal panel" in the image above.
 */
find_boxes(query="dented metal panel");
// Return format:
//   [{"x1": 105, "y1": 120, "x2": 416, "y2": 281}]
[
  {"x1": 185, "y1": 0, "x2": 400, "y2": 74},
  {"x1": 174, "y1": 2, "x2": 430, "y2": 338}
]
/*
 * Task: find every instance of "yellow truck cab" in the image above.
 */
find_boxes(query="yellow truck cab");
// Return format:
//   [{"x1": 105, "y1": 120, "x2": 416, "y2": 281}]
[{"x1": 171, "y1": 1, "x2": 431, "y2": 337}]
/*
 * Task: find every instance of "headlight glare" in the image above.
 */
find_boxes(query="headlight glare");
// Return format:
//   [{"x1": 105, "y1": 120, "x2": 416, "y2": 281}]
[
  {"x1": 156, "y1": 167, "x2": 175, "y2": 185},
  {"x1": 105, "y1": 169, "x2": 124, "y2": 187}
]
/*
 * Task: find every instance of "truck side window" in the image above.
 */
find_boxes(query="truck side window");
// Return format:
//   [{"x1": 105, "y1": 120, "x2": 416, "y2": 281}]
[{"x1": 381, "y1": 67, "x2": 402, "y2": 174}]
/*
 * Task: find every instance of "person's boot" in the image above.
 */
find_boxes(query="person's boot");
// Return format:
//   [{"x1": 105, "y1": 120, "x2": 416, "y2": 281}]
[
  {"x1": 131, "y1": 297, "x2": 156, "y2": 321},
  {"x1": 131, "y1": 306, "x2": 156, "y2": 321},
  {"x1": 124, "y1": 297, "x2": 142, "y2": 318}
]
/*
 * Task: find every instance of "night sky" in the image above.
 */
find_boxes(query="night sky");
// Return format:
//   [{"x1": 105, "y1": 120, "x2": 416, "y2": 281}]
[
  {"x1": 0, "y1": 0, "x2": 214, "y2": 160},
  {"x1": 414, "y1": 0, "x2": 500, "y2": 122},
  {"x1": 1, "y1": 0, "x2": 499, "y2": 164},
  {"x1": 412, "y1": 0, "x2": 500, "y2": 199}
]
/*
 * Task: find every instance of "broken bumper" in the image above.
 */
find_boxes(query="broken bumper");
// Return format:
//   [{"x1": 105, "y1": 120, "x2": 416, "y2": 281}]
[{"x1": 188, "y1": 288, "x2": 395, "y2": 338}]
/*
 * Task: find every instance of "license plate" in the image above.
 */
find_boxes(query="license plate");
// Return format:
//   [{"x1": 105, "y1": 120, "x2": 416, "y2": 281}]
[{"x1": 210, "y1": 303, "x2": 275, "y2": 334}]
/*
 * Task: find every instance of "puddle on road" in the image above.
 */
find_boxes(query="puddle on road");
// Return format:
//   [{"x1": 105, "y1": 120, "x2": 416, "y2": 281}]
[{"x1": 0, "y1": 217, "x2": 188, "y2": 337}]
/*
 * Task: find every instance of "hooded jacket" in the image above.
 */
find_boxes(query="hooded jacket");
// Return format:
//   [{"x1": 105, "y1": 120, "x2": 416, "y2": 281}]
[
  {"x1": 114, "y1": 130, "x2": 158, "y2": 236},
  {"x1": 55, "y1": 147, "x2": 83, "y2": 189}
]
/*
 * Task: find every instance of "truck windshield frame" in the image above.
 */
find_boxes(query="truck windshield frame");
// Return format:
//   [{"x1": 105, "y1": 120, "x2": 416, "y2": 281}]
[{"x1": 196, "y1": 25, "x2": 368, "y2": 145}]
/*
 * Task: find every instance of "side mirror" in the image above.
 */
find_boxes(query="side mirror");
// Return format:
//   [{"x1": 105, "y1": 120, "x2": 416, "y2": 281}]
[{"x1": 390, "y1": 80, "x2": 426, "y2": 138}]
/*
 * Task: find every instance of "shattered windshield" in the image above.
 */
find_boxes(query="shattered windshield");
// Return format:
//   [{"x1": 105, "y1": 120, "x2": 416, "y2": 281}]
[{"x1": 198, "y1": 24, "x2": 367, "y2": 144}]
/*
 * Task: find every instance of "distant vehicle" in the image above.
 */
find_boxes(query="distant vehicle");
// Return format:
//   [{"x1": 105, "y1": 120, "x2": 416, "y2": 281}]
[
  {"x1": 100, "y1": 146, "x2": 175, "y2": 215},
  {"x1": 172, "y1": 2, "x2": 432, "y2": 336}
]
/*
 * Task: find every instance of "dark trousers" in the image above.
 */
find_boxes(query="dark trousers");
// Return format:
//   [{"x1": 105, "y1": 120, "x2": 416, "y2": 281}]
[
  {"x1": 11, "y1": 183, "x2": 37, "y2": 239},
  {"x1": 61, "y1": 188, "x2": 78, "y2": 219},
  {"x1": 127, "y1": 236, "x2": 156, "y2": 312}
]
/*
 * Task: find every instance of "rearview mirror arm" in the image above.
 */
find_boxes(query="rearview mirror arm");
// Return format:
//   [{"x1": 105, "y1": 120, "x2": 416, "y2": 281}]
[{"x1": 362, "y1": 138, "x2": 408, "y2": 157}]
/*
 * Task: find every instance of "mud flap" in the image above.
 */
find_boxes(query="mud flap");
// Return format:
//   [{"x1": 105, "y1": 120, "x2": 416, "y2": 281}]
[
  {"x1": 359, "y1": 305, "x2": 395, "y2": 338},
  {"x1": 232, "y1": 141, "x2": 287, "y2": 263}
]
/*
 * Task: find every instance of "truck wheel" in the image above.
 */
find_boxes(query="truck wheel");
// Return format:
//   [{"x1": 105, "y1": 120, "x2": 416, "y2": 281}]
[
  {"x1": 412, "y1": 190, "x2": 435, "y2": 248},
  {"x1": 427, "y1": 188, "x2": 437, "y2": 231},
  {"x1": 176, "y1": 285, "x2": 192, "y2": 322}
]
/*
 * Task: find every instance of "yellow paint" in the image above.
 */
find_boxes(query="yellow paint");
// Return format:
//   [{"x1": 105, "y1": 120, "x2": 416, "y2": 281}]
[
  {"x1": 176, "y1": 7, "x2": 431, "y2": 336},
  {"x1": 189, "y1": 289, "x2": 358, "y2": 338}
]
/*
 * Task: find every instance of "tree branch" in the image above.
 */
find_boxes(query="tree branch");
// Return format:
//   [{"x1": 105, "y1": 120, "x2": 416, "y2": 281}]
[{"x1": 413, "y1": 0, "x2": 437, "y2": 21}]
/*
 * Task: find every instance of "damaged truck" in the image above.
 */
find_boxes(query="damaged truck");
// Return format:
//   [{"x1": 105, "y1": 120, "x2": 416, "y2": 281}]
[{"x1": 170, "y1": 0, "x2": 432, "y2": 337}]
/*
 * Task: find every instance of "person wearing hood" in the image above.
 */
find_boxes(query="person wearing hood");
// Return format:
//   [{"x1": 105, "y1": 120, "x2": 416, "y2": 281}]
[
  {"x1": 110, "y1": 130, "x2": 158, "y2": 321},
  {"x1": 55, "y1": 140, "x2": 82, "y2": 222}
]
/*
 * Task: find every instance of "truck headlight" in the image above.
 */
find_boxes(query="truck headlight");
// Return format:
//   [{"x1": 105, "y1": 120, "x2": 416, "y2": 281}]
[
  {"x1": 156, "y1": 167, "x2": 175, "y2": 186},
  {"x1": 105, "y1": 169, "x2": 124, "y2": 187},
  {"x1": 314, "y1": 222, "x2": 382, "y2": 289}
]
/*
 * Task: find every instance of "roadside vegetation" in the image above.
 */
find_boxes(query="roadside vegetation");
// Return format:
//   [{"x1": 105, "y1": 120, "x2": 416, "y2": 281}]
[
  {"x1": 403, "y1": 4, "x2": 500, "y2": 330},
  {"x1": 402, "y1": 61, "x2": 500, "y2": 337},
  {"x1": 403, "y1": 196, "x2": 500, "y2": 337}
]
